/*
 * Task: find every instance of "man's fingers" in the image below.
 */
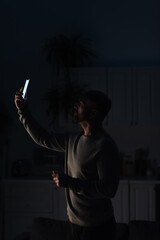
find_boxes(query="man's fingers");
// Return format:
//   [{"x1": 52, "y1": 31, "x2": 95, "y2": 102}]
[
  {"x1": 15, "y1": 93, "x2": 23, "y2": 100},
  {"x1": 15, "y1": 91, "x2": 22, "y2": 96},
  {"x1": 15, "y1": 89, "x2": 28, "y2": 111},
  {"x1": 15, "y1": 97, "x2": 24, "y2": 104},
  {"x1": 53, "y1": 176, "x2": 59, "y2": 182},
  {"x1": 15, "y1": 95, "x2": 22, "y2": 100},
  {"x1": 54, "y1": 178, "x2": 59, "y2": 184},
  {"x1": 52, "y1": 172, "x2": 69, "y2": 188},
  {"x1": 20, "y1": 87, "x2": 23, "y2": 93},
  {"x1": 53, "y1": 177, "x2": 59, "y2": 187},
  {"x1": 52, "y1": 171, "x2": 60, "y2": 187},
  {"x1": 52, "y1": 171, "x2": 59, "y2": 177},
  {"x1": 52, "y1": 171, "x2": 56, "y2": 178}
]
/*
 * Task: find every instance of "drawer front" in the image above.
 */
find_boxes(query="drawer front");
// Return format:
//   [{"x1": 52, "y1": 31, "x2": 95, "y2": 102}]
[
  {"x1": 5, "y1": 195, "x2": 52, "y2": 212},
  {"x1": 4, "y1": 182, "x2": 52, "y2": 197},
  {"x1": 5, "y1": 181, "x2": 53, "y2": 212}
]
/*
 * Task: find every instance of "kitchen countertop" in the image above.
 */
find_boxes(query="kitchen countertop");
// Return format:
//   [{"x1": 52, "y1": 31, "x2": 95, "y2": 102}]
[{"x1": 2, "y1": 176, "x2": 160, "y2": 184}]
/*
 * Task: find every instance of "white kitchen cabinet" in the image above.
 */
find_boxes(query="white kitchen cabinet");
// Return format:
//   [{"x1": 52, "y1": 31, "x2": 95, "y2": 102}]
[
  {"x1": 132, "y1": 66, "x2": 160, "y2": 125},
  {"x1": 3, "y1": 179, "x2": 67, "y2": 240},
  {"x1": 132, "y1": 67, "x2": 153, "y2": 125},
  {"x1": 151, "y1": 66, "x2": 160, "y2": 125},
  {"x1": 107, "y1": 68, "x2": 133, "y2": 125},
  {"x1": 107, "y1": 66, "x2": 160, "y2": 126},
  {"x1": 3, "y1": 179, "x2": 160, "y2": 239},
  {"x1": 112, "y1": 180, "x2": 129, "y2": 223},
  {"x1": 70, "y1": 66, "x2": 160, "y2": 126},
  {"x1": 112, "y1": 180, "x2": 159, "y2": 223},
  {"x1": 130, "y1": 181, "x2": 156, "y2": 221}
]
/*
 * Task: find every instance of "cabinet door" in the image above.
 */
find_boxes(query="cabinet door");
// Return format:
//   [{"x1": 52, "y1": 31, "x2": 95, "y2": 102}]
[
  {"x1": 4, "y1": 180, "x2": 53, "y2": 240},
  {"x1": 52, "y1": 185, "x2": 67, "y2": 221},
  {"x1": 111, "y1": 181, "x2": 129, "y2": 223},
  {"x1": 132, "y1": 67, "x2": 153, "y2": 125},
  {"x1": 130, "y1": 182, "x2": 155, "y2": 221},
  {"x1": 151, "y1": 67, "x2": 160, "y2": 125},
  {"x1": 4, "y1": 181, "x2": 53, "y2": 213},
  {"x1": 107, "y1": 68, "x2": 133, "y2": 125}
]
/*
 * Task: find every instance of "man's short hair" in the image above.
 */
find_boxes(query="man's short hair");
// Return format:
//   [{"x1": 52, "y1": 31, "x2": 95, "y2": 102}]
[{"x1": 80, "y1": 90, "x2": 111, "y2": 121}]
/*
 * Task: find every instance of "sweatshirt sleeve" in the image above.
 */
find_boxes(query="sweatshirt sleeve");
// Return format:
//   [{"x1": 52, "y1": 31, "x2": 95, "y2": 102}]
[
  {"x1": 68, "y1": 141, "x2": 120, "y2": 199},
  {"x1": 18, "y1": 109, "x2": 68, "y2": 152}
]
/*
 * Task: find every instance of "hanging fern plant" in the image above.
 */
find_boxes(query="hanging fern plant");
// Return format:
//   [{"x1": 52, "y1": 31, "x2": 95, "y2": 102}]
[
  {"x1": 43, "y1": 34, "x2": 97, "y2": 126},
  {"x1": 43, "y1": 34, "x2": 96, "y2": 77}
]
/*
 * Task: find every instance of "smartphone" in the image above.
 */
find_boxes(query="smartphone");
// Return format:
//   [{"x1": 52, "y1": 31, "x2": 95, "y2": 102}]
[{"x1": 22, "y1": 79, "x2": 30, "y2": 99}]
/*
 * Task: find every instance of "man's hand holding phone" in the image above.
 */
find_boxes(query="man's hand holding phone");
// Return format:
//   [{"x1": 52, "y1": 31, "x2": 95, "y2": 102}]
[{"x1": 15, "y1": 79, "x2": 30, "y2": 111}]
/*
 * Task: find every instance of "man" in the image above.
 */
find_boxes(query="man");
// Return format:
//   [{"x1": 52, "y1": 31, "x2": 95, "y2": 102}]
[{"x1": 15, "y1": 89, "x2": 120, "y2": 240}]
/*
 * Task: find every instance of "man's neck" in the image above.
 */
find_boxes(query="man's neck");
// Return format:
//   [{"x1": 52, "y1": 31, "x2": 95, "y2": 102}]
[{"x1": 80, "y1": 121, "x2": 103, "y2": 137}]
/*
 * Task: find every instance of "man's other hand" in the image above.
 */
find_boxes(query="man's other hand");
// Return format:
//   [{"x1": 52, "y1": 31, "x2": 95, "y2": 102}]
[{"x1": 52, "y1": 171, "x2": 69, "y2": 188}]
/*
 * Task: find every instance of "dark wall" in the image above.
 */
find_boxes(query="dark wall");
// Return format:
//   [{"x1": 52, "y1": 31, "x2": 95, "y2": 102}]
[
  {"x1": 1, "y1": 0, "x2": 160, "y2": 107},
  {"x1": 1, "y1": 0, "x2": 160, "y2": 174},
  {"x1": 1, "y1": 0, "x2": 160, "y2": 69}
]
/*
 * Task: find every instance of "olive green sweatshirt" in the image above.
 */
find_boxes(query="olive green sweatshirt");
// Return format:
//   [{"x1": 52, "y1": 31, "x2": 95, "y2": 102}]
[{"x1": 18, "y1": 109, "x2": 120, "y2": 226}]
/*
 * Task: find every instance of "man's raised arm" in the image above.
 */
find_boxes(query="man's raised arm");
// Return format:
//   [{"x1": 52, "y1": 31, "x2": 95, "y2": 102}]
[{"x1": 15, "y1": 90, "x2": 68, "y2": 152}]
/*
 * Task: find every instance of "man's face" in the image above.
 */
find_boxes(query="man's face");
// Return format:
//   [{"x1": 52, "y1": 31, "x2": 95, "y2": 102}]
[{"x1": 73, "y1": 100, "x2": 92, "y2": 123}]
